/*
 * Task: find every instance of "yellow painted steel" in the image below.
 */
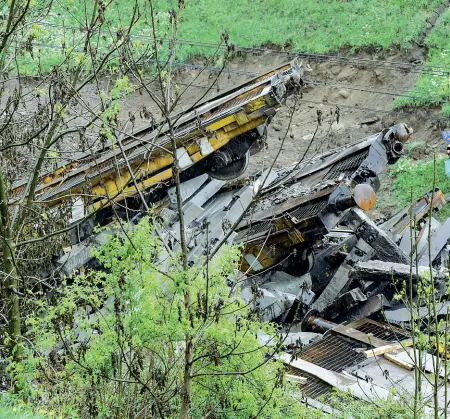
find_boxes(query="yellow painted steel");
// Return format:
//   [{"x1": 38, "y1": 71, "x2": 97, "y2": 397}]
[
  {"x1": 89, "y1": 112, "x2": 268, "y2": 211},
  {"x1": 239, "y1": 244, "x2": 281, "y2": 274},
  {"x1": 90, "y1": 155, "x2": 174, "y2": 198},
  {"x1": 223, "y1": 122, "x2": 239, "y2": 133},
  {"x1": 235, "y1": 112, "x2": 250, "y2": 125},
  {"x1": 10, "y1": 60, "x2": 298, "y2": 211},
  {"x1": 206, "y1": 115, "x2": 237, "y2": 131},
  {"x1": 190, "y1": 116, "x2": 268, "y2": 164},
  {"x1": 89, "y1": 167, "x2": 173, "y2": 212},
  {"x1": 42, "y1": 163, "x2": 79, "y2": 185},
  {"x1": 16, "y1": 86, "x2": 283, "y2": 213},
  {"x1": 244, "y1": 96, "x2": 266, "y2": 113}
]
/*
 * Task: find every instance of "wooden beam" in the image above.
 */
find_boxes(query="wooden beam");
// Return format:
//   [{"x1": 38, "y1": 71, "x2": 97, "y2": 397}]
[
  {"x1": 384, "y1": 352, "x2": 415, "y2": 371},
  {"x1": 363, "y1": 339, "x2": 414, "y2": 358}
]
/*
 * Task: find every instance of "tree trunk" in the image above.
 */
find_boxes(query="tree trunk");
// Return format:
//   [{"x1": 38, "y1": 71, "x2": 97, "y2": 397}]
[
  {"x1": 180, "y1": 336, "x2": 193, "y2": 419},
  {"x1": 0, "y1": 169, "x2": 22, "y2": 362}
]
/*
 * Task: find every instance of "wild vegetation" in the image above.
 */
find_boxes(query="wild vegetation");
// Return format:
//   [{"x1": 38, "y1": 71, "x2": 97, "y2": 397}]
[
  {"x1": 0, "y1": 0, "x2": 313, "y2": 417},
  {"x1": 394, "y1": 8, "x2": 450, "y2": 116},
  {"x1": 6, "y1": 0, "x2": 444, "y2": 70},
  {"x1": 4, "y1": 219, "x2": 309, "y2": 418},
  {"x1": 2, "y1": 0, "x2": 450, "y2": 418},
  {"x1": 376, "y1": 154, "x2": 450, "y2": 220},
  {"x1": 0, "y1": 404, "x2": 47, "y2": 419}
]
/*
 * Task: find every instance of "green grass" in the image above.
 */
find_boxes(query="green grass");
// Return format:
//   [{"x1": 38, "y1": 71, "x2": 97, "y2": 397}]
[
  {"x1": 377, "y1": 155, "x2": 450, "y2": 220},
  {"x1": 2, "y1": 0, "x2": 443, "y2": 73},
  {"x1": 176, "y1": 0, "x2": 440, "y2": 55},
  {"x1": 394, "y1": 8, "x2": 450, "y2": 116}
]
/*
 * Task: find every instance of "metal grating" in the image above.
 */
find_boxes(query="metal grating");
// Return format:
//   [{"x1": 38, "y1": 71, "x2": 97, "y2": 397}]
[
  {"x1": 235, "y1": 197, "x2": 328, "y2": 243},
  {"x1": 209, "y1": 84, "x2": 265, "y2": 118},
  {"x1": 288, "y1": 198, "x2": 328, "y2": 221},
  {"x1": 234, "y1": 220, "x2": 273, "y2": 242},
  {"x1": 299, "y1": 334, "x2": 366, "y2": 372},
  {"x1": 37, "y1": 173, "x2": 87, "y2": 201},
  {"x1": 355, "y1": 322, "x2": 409, "y2": 342},
  {"x1": 291, "y1": 334, "x2": 367, "y2": 400},
  {"x1": 324, "y1": 150, "x2": 369, "y2": 181},
  {"x1": 286, "y1": 367, "x2": 332, "y2": 400}
]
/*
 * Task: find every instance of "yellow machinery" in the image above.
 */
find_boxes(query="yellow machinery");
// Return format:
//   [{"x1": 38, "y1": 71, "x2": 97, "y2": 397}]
[{"x1": 9, "y1": 60, "x2": 304, "y2": 219}]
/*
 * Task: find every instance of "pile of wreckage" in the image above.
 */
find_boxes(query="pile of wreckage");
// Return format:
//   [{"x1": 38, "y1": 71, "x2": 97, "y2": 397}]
[
  {"x1": 160, "y1": 125, "x2": 450, "y2": 414},
  {"x1": 10, "y1": 59, "x2": 450, "y2": 412},
  {"x1": 55, "y1": 121, "x2": 450, "y2": 413}
]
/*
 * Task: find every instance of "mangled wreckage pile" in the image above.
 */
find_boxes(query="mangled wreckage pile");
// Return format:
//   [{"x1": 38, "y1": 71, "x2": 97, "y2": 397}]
[
  {"x1": 10, "y1": 60, "x2": 450, "y2": 413},
  {"x1": 56, "y1": 122, "x2": 450, "y2": 413}
]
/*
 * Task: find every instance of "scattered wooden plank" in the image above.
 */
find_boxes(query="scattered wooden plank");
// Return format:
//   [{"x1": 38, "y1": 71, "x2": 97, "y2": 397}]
[
  {"x1": 363, "y1": 339, "x2": 414, "y2": 358},
  {"x1": 384, "y1": 352, "x2": 415, "y2": 371},
  {"x1": 390, "y1": 349, "x2": 450, "y2": 381}
]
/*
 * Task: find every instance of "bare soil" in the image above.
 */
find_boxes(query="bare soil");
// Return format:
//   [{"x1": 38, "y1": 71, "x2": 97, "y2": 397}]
[{"x1": 115, "y1": 50, "x2": 445, "y2": 174}]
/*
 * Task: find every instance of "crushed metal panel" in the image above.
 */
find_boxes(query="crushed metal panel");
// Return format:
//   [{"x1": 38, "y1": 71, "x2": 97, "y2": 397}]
[
  {"x1": 243, "y1": 253, "x2": 264, "y2": 271},
  {"x1": 349, "y1": 260, "x2": 443, "y2": 282},
  {"x1": 384, "y1": 301, "x2": 450, "y2": 324},
  {"x1": 380, "y1": 189, "x2": 446, "y2": 240},
  {"x1": 167, "y1": 174, "x2": 209, "y2": 207},
  {"x1": 344, "y1": 208, "x2": 409, "y2": 264},
  {"x1": 347, "y1": 318, "x2": 410, "y2": 341},
  {"x1": 282, "y1": 354, "x2": 391, "y2": 402},
  {"x1": 189, "y1": 178, "x2": 226, "y2": 208},
  {"x1": 399, "y1": 227, "x2": 412, "y2": 255},
  {"x1": 187, "y1": 186, "x2": 253, "y2": 264},
  {"x1": 69, "y1": 197, "x2": 85, "y2": 224},
  {"x1": 348, "y1": 294, "x2": 390, "y2": 321},
  {"x1": 252, "y1": 168, "x2": 278, "y2": 195},
  {"x1": 311, "y1": 237, "x2": 374, "y2": 314},
  {"x1": 418, "y1": 217, "x2": 450, "y2": 266},
  {"x1": 199, "y1": 137, "x2": 214, "y2": 156},
  {"x1": 415, "y1": 217, "x2": 441, "y2": 256},
  {"x1": 182, "y1": 201, "x2": 204, "y2": 226},
  {"x1": 57, "y1": 244, "x2": 92, "y2": 276}
]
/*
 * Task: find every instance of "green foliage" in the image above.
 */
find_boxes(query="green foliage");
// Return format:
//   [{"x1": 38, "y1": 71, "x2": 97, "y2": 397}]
[
  {"x1": 1, "y1": 0, "x2": 442, "y2": 73},
  {"x1": 377, "y1": 155, "x2": 450, "y2": 220},
  {"x1": 328, "y1": 391, "x2": 414, "y2": 418},
  {"x1": 176, "y1": 0, "x2": 438, "y2": 54},
  {"x1": 394, "y1": 8, "x2": 450, "y2": 115},
  {"x1": 7, "y1": 218, "x2": 308, "y2": 418},
  {"x1": 406, "y1": 140, "x2": 426, "y2": 154},
  {"x1": 0, "y1": 401, "x2": 48, "y2": 419}
]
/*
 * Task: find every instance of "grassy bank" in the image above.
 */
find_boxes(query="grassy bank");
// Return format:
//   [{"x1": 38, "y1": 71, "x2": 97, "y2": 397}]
[
  {"x1": 376, "y1": 154, "x2": 450, "y2": 220},
  {"x1": 394, "y1": 8, "x2": 450, "y2": 116},
  {"x1": 7, "y1": 0, "x2": 443, "y2": 73},
  {"x1": 176, "y1": 0, "x2": 440, "y2": 54}
]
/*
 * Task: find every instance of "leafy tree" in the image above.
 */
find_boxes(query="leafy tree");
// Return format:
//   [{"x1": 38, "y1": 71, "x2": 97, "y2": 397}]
[{"x1": 8, "y1": 218, "x2": 309, "y2": 418}]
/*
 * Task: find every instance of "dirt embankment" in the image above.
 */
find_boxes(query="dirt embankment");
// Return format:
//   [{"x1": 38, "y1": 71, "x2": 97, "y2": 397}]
[
  {"x1": 76, "y1": 48, "x2": 447, "y2": 223},
  {"x1": 5, "y1": 44, "x2": 446, "y2": 217},
  {"x1": 168, "y1": 50, "x2": 445, "y2": 171}
]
